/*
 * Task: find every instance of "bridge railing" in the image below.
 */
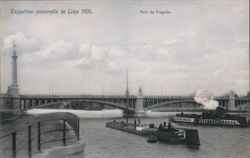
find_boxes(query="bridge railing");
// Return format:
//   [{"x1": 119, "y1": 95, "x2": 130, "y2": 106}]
[
  {"x1": 19, "y1": 94, "x2": 250, "y2": 100},
  {"x1": 0, "y1": 117, "x2": 80, "y2": 158},
  {"x1": 20, "y1": 94, "x2": 137, "y2": 99},
  {"x1": 21, "y1": 94, "x2": 193, "y2": 99}
]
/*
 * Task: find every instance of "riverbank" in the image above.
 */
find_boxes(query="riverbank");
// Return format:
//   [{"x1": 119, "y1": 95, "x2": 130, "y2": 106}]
[{"x1": 0, "y1": 112, "x2": 79, "y2": 158}]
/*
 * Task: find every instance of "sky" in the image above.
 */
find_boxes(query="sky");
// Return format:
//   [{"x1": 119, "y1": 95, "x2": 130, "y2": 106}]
[{"x1": 0, "y1": 0, "x2": 249, "y2": 96}]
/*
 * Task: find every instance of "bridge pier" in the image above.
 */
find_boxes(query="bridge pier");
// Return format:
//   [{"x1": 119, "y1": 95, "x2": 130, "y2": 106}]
[
  {"x1": 35, "y1": 99, "x2": 38, "y2": 105},
  {"x1": 134, "y1": 87, "x2": 145, "y2": 116},
  {"x1": 228, "y1": 91, "x2": 236, "y2": 111}
]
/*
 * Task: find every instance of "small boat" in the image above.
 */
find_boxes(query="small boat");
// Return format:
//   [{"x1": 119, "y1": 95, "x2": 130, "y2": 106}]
[
  {"x1": 147, "y1": 134, "x2": 157, "y2": 143},
  {"x1": 146, "y1": 134, "x2": 157, "y2": 143}
]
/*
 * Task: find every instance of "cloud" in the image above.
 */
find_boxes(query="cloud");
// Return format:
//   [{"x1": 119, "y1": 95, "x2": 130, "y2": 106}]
[
  {"x1": 20, "y1": 40, "x2": 74, "y2": 66},
  {"x1": 4, "y1": 35, "x2": 121, "y2": 73},
  {"x1": 68, "y1": 57, "x2": 91, "y2": 69},
  {"x1": 158, "y1": 48, "x2": 170, "y2": 56},
  {"x1": 90, "y1": 46, "x2": 109, "y2": 61},
  {"x1": 39, "y1": 40, "x2": 73, "y2": 59},
  {"x1": 105, "y1": 62, "x2": 125, "y2": 73},
  {"x1": 212, "y1": 68, "x2": 223, "y2": 77},
  {"x1": 68, "y1": 45, "x2": 110, "y2": 71},
  {"x1": 79, "y1": 44, "x2": 91, "y2": 58},
  {"x1": 3, "y1": 32, "x2": 40, "y2": 56},
  {"x1": 11, "y1": 33, "x2": 246, "y2": 95},
  {"x1": 163, "y1": 40, "x2": 177, "y2": 45}
]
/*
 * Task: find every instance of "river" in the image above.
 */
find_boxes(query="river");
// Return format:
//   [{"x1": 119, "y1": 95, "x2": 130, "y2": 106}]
[{"x1": 27, "y1": 109, "x2": 250, "y2": 158}]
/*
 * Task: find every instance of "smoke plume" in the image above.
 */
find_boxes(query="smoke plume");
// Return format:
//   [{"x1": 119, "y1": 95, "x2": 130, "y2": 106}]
[{"x1": 194, "y1": 89, "x2": 219, "y2": 110}]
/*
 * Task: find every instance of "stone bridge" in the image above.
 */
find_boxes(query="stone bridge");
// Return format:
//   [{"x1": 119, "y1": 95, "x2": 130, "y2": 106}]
[{"x1": 1, "y1": 89, "x2": 250, "y2": 114}]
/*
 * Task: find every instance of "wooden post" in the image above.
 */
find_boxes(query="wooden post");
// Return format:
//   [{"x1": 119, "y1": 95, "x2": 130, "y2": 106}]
[
  {"x1": 37, "y1": 122, "x2": 41, "y2": 152},
  {"x1": 12, "y1": 132, "x2": 16, "y2": 158}
]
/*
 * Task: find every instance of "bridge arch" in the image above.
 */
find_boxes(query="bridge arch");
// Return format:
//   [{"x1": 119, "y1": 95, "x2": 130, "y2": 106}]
[
  {"x1": 146, "y1": 100, "x2": 202, "y2": 110},
  {"x1": 33, "y1": 99, "x2": 135, "y2": 113},
  {"x1": 74, "y1": 99, "x2": 135, "y2": 113}
]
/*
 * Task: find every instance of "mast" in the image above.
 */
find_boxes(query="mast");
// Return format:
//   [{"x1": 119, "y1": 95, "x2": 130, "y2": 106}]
[
  {"x1": 126, "y1": 71, "x2": 129, "y2": 97},
  {"x1": 125, "y1": 71, "x2": 129, "y2": 123}
]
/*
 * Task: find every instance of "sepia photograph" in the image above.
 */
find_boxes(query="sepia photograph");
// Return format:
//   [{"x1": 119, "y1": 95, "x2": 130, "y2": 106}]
[{"x1": 0, "y1": 0, "x2": 249, "y2": 158}]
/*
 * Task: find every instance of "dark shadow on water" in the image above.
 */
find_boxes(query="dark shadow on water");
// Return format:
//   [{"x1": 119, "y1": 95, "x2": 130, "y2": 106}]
[
  {"x1": 186, "y1": 144, "x2": 200, "y2": 150},
  {"x1": 155, "y1": 141, "x2": 200, "y2": 151}
]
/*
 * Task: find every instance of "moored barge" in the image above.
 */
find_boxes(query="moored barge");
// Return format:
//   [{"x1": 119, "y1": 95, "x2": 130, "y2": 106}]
[{"x1": 106, "y1": 120, "x2": 200, "y2": 146}]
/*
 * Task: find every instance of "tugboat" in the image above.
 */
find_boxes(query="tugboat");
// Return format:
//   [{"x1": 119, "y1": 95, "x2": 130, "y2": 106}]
[
  {"x1": 142, "y1": 122, "x2": 200, "y2": 145},
  {"x1": 106, "y1": 120, "x2": 200, "y2": 146},
  {"x1": 170, "y1": 107, "x2": 249, "y2": 127}
]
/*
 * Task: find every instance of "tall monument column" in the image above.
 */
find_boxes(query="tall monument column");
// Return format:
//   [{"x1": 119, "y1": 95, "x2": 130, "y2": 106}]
[
  {"x1": 7, "y1": 44, "x2": 20, "y2": 114},
  {"x1": 7, "y1": 44, "x2": 19, "y2": 95},
  {"x1": 135, "y1": 87, "x2": 145, "y2": 114}
]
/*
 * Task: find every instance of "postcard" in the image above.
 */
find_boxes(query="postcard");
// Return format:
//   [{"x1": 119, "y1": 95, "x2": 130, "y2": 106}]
[{"x1": 0, "y1": 1, "x2": 249, "y2": 158}]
